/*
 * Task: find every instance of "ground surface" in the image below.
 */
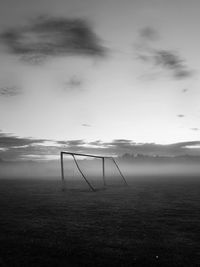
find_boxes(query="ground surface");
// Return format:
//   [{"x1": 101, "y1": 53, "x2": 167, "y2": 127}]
[{"x1": 0, "y1": 176, "x2": 200, "y2": 266}]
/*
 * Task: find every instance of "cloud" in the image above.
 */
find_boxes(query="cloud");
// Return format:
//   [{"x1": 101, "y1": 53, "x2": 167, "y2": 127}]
[
  {"x1": 0, "y1": 86, "x2": 21, "y2": 97},
  {"x1": 139, "y1": 27, "x2": 160, "y2": 42},
  {"x1": 97, "y1": 140, "x2": 200, "y2": 157},
  {"x1": 63, "y1": 76, "x2": 83, "y2": 91},
  {"x1": 58, "y1": 139, "x2": 200, "y2": 157},
  {"x1": 82, "y1": 124, "x2": 91, "y2": 127},
  {"x1": 191, "y1": 128, "x2": 199, "y2": 131},
  {"x1": 1, "y1": 16, "x2": 106, "y2": 63},
  {"x1": 0, "y1": 132, "x2": 46, "y2": 148},
  {"x1": 135, "y1": 27, "x2": 194, "y2": 80},
  {"x1": 58, "y1": 140, "x2": 84, "y2": 146},
  {"x1": 153, "y1": 50, "x2": 193, "y2": 79},
  {"x1": 137, "y1": 48, "x2": 193, "y2": 79},
  {"x1": 0, "y1": 132, "x2": 53, "y2": 160},
  {"x1": 1, "y1": 132, "x2": 200, "y2": 161},
  {"x1": 177, "y1": 114, "x2": 185, "y2": 118},
  {"x1": 182, "y1": 88, "x2": 188, "y2": 93}
]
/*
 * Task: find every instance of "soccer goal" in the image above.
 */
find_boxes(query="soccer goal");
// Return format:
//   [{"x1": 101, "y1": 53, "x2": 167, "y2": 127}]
[{"x1": 60, "y1": 151, "x2": 128, "y2": 191}]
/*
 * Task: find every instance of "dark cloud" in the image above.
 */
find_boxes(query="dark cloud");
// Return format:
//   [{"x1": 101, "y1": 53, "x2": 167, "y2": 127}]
[
  {"x1": 0, "y1": 132, "x2": 79, "y2": 161},
  {"x1": 58, "y1": 139, "x2": 200, "y2": 158},
  {"x1": 98, "y1": 140, "x2": 200, "y2": 157},
  {"x1": 1, "y1": 16, "x2": 106, "y2": 63},
  {"x1": 177, "y1": 114, "x2": 185, "y2": 118},
  {"x1": 1, "y1": 132, "x2": 200, "y2": 161},
  {"x1": 135, "y1": 28, "x2": 193, "y2": 80},
  {"x1": 0, "y1": 132, "x2": 46, "y2": 148},
  {"x1": 153, "y1": 50, "x2": 193, "y2": 79},
  {"x1": 82, "y1": 124, "x2": 91, "y2": 127},
  {"x1": 137, "y1": 48, "x2": 193, "y2": 79},
  {"x1": 0, "y1": 132, "x2": 51, "y2": 160},
  {"x1": 0, "y1": 86, "x2": 21, "y2": 97},
  {"x1": 58, "y1": 140, "x2": 84, "y2": 146},
  {"x1": 91, "y1": 140, "x2": 200, "y2": 157}
]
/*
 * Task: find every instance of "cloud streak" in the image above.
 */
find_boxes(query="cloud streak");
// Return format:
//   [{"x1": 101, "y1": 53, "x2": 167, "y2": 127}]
[
  {"x1": 0, "y1": 86, "x2": 21, "y2": 97},
  {"x1": 135, "y1": 27, "x2": 194, "y2": 80},
  {"x1": 63, "y1": 76, "x2": 83, "y2": 91},
  {"x1": 0, "y1": 132, "x2": 61, "y2": 161},
  {"x1": 0, "y1": 132, "x2": 46, "y2": 148},
  {"x1": 82, "y1": 124, "x2": 91, "y2": 127},
  {"x1": 1, "y1": 16, "x2": 106, "y2": 63},
  {"x1": 153, "y1": 50, "x2": 193, "y2": 79},
  {"x1": 177, "y1": 114, "x2": 185, "y2": 118}
]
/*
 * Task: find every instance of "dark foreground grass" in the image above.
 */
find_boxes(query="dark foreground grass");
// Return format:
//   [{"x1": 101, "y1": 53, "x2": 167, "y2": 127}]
[{"x1": 0, "y1": 176, "x2": 200, "y2": 266}]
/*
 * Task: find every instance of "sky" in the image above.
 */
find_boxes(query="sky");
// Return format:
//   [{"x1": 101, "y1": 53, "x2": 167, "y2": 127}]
[{"x1": 0, "y1": 0, "x2": 200, "y2": 160}]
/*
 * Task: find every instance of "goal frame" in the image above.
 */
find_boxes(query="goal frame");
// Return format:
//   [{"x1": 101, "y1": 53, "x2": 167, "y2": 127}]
[{"x1": 60, "y1": 151, "x2": 127, "y2": 191}]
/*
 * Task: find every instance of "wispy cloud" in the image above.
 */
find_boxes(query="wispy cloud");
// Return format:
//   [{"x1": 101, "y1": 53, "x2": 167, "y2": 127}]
[
  {"x1": 82, "y1": 124, "x2": 91, "y2": 127},
  {"x1": 1, "y1": 16, "x2": 106, "y2": 63},
  {"x1": 153, "y1": 50, "x2": 193, "y2": 79},
  {"x1": 63, "y1": 76, "x2": 83, "y2": 91},
  {"x1": 177, "y1": 114, "x2": 185, "y2": 118},
  {"x1": 135, "y1": 27, "x2": 194, "y2": 80},
  {"x1": 139, "y1": 27, "x2": 160, "y2": 42},
  {"x1": 0, "y1": 86, "x2": 21, "y2": 97},
  {"x1": 58, "y1": 140, "x2": 85, "y2": 146},
  {"x1": 0, "y1": 132, "x2": 46, "y2": 148},
  {"x1": 0, "y1": 132, "x2": 63, "y2": 161}
]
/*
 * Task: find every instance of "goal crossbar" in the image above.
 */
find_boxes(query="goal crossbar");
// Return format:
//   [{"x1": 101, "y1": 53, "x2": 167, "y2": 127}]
[{"x1": 60, "y1": 151, "x2": 128, "y2": 191}]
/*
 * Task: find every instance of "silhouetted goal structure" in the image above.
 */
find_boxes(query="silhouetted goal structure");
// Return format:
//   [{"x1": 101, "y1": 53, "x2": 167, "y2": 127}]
[{"x1": 60, "y1": 151, "x2": 128, "y2": 191}]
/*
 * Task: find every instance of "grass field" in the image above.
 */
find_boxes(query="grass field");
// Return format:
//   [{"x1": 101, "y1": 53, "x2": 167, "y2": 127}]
[{"x1": 0, "y1": 176, "x2": 200, "y2": 266}]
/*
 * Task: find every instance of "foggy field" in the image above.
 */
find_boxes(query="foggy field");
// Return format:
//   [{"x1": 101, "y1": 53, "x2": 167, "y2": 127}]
[{"x1": 0, "y1": 176, "x2": 200, "y2": 267}]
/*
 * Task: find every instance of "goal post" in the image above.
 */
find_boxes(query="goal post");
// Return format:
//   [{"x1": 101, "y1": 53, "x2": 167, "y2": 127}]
[{"x1": 60, "y1": 151, "x2": 128, "y2": 191}]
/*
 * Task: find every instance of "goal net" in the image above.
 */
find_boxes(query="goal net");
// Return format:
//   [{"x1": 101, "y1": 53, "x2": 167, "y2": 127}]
[{"x1": 60, "y1": 151, "x2": 128, "y2": 191}]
